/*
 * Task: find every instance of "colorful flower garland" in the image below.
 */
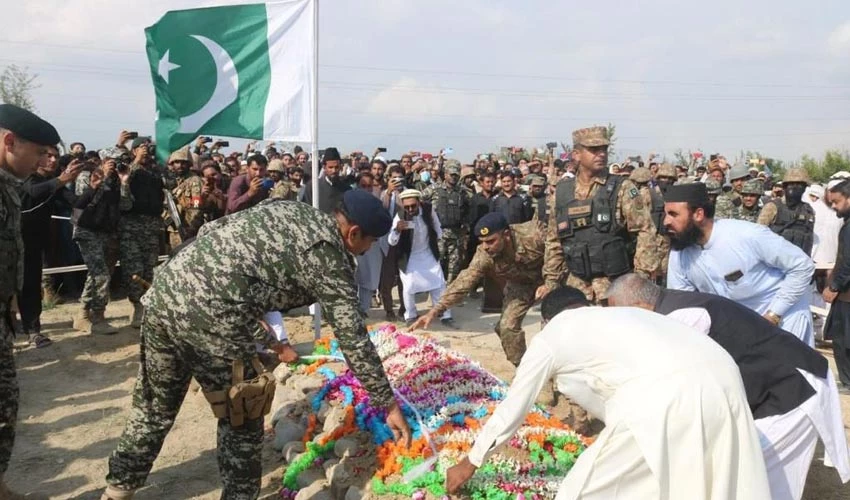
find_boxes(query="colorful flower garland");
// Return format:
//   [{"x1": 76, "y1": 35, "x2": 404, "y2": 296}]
[{"x1": 280, "y1": 324, "x2": 591, "y2": 499}]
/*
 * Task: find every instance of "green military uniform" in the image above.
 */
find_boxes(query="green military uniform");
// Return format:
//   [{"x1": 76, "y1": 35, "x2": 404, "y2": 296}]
[
  {"x1": 0, "y1": 104, "x2": 60, "y2": 500},
  {"x1": 430, "y1": 216, "x2": 544, "y2": 365},
  {"x1": 106, "y1": 200, "x2": 396, "y2": 498},
  {"x1": 268, "y1": 159, "x2": 297, "y2": 201},
  {"x1": 736, "y1": 179, "x2": 764, "y2": 223},
  {"x1": 432, "y1": 161, "x2": 470, "y2": 284},
  {"x1": 543, "y1": 127, "x2": 660, "y2": 303},
  {"x1": 630, "y1": 167, "x2": 669, "y2": 279}
]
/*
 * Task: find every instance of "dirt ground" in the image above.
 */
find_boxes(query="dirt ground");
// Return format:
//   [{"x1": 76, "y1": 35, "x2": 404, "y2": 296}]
[{"x1": 5, "y1": 295, "x2": 850, "y2": 499}]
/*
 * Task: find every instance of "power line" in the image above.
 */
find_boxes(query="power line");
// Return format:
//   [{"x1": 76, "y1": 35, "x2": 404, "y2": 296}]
[{"x1": 3, "y1": 38, "x2": 850, "y2": 90}]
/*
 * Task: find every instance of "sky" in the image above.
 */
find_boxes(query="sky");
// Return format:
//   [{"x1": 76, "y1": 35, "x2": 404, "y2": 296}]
[{"x1": 3, "y1": 0, "x2": 850, "y2": 163}]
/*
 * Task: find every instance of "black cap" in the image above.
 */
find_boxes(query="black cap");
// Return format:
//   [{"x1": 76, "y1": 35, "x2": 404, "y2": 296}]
[
  {"x1": 663, "y1": 183, "x2": 709, "y2": 204},
  {"x1": 0, "y1": 104, "x2": 60, "y2": 146},
  {"x1": 341, "y1": 189, "x2": 392, "y2": 237},
  {"x1": 474, "y1": 212, "x2": 509, "y2": 237},
  {"x1": 323, "y1": 147, "x2": 341, "y2": 163}
]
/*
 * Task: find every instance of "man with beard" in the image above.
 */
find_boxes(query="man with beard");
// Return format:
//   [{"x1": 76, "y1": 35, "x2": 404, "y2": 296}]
[
  {"x1": 303, "y1": 147, "x2": 351, "y2": 214},
  {"x1": 409, "y1": 213, "x2": 543, "y2": 366},
  {"x1": 664, "y1": 183, "x2": 816, "y2": 346},
  {"x1": 758, "y1": 169, "x2": 815, "y2": 256},
  {"x1": 824, "y1": 180, "x2": 850, "y2": 390}
]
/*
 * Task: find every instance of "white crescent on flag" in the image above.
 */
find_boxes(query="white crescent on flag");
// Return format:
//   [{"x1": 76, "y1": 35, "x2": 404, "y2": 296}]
[{"x1": 177, "y1": 35, "x2": 239, "y2": 134}]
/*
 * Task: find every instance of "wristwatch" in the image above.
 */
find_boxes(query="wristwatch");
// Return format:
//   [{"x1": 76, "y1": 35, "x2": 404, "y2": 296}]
[{"x1": 765, "y1": 311, "x2": 782, "y2": 324}]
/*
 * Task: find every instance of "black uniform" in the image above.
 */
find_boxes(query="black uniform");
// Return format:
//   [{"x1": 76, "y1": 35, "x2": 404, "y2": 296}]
[{"x1": 490, "y1": 191, "x2": 533, "y2": 224}]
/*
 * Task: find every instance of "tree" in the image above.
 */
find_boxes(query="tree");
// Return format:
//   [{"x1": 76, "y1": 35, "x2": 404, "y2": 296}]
[
  {"x1": 606, "y1": 123, "x2": 617, "y2": 159},
  {"x1": 0, "y1": 65, "x2": 39, "y2": 111},
  {"x1": 798, "y1": 150, "x2": 850, "y2": 182}
]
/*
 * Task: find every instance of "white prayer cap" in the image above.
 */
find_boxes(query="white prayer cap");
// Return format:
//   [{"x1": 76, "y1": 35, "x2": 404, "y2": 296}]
[
  {"x1": 398, "y1": 189, "x2": 422, "y2": 200},
  {"x1": 829, "y1": 179, "x2": 846, "y2": 190},
  {"x1": 808, "y1": 184, "x2": 825, "y2": 199},
  {"x1": 831, "y1": 171, "x2": 850, "y2": 181}
]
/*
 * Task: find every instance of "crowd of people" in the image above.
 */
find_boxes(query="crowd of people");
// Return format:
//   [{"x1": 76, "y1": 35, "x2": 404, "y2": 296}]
[{"x1": 4, "y1": 100, "x2": 850, "y2": 499}]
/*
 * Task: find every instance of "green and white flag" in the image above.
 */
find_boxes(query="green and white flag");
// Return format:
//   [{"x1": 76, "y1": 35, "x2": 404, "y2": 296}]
[{"x1": 145, "y1": 0, "x2": 315, "y2": 163}]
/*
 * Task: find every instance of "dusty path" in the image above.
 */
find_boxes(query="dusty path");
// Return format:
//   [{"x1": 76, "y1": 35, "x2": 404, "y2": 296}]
[{"x1": 4, "y1": 296, "x2": 850, "y2": 499}]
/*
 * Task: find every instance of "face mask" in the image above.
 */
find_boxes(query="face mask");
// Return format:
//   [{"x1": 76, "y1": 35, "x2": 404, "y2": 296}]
[
  {"x1": 419, "y1": 171, "x2": 431, "y2": 183},
  {"x1": 784, "y1": 184, "x2": 805, "y2": 206}
]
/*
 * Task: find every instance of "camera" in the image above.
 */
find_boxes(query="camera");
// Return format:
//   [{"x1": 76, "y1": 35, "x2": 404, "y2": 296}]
[
  {"x1": 546, "y1": 142, "x2": 557, "y2": 149},
  {"x1": 218, "y1": 141, "x2": 230, "y2": 147}
]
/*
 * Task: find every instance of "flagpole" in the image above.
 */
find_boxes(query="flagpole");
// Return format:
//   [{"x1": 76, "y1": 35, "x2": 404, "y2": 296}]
[{"x1": 311, "y1": 0, "x2": 321, "y2": 340}]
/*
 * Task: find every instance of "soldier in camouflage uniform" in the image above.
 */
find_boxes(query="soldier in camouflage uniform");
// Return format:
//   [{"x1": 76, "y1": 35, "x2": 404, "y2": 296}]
[
  {"x1": 72, "y1": 148, "x2": 132, "y2": 335},
  {"x1": 267, "y1": 159, "x2": 296, "y2": 201},
  {"x1": 713, "y1": 183, "x2": 740, "y2": 220},
  {"x1": 0, "y1": 104, "x2": 59, "y2": 500},
  {"x1": 737, "y1": 179, "x2": 764, "y2": 223},
  {"x1": 172, "y1": 158, "x2": 226, "y2": 240},
  {"x1": 630, "y1": 167, "x2": 669, "y2": 280},
  {"x1": 539, "y1": 126, "x2": 660, "y2": 304},
  {"x1": 758, "y1": 168, "x2": 815, "y2": 255},
  {"x1": 164, "y1": 148, "x2": 198, "y2": 249},
  {"x1": 120, "y1": 137, "x2": 165, "y2": 328},
  {"x1": 410, "y1": 213, "x2": 544, "y2": 366},
  {"x1": 101, "y1": 192, "x2": 410, "y2": 500},
  {"x1": 432, "y1": 160, "x2": 470, "y2": 284}
]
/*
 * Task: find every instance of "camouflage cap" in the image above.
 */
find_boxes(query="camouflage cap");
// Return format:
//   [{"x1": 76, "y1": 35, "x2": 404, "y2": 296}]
[
  {"x1": 783, "y1": 168, "x2": 810, "y2": 185},
  {"x1": 740, "y1": 179, "x2": 764, "y2": 195},
  {"x1": 529, "y1": 175, "x2": 546, "y2": 187},
  {"x1": 168, "y1": 148, "x2": 190, "y2": 163},
  {"x1": 704, "y1": 179, "x2": 722, "y2": 194},
  {"x1": 267, "y1": 159, "x2": 285, "y2": 173},
  {"x1": 460, "y1": 166, "x2": 476, "y2": 179},
  {"x1": 571, "y1": 126, "x2": 610, "y2": 147},
  {"x1": 99, "y1": 146, "x2": 125, "y2": 161},
  {"x1": 629, "y1": 166, "x2": 652, "y2": 184},
  {"x1": 657, "y1": 163, "x2": 677, "y2": 178},
  {"x1": 445, "y1": 159, "x2": 461, "y2": 176}
]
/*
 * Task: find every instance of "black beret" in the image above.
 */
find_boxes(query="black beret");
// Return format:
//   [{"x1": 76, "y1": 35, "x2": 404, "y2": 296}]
[
  {"x1": 0, "y1": 104, "x2": 60, "y2": 146},
  {"x1": 474, "y1": 212, "x2": 509, "y2": 237},
  {"x1": 323, "y1": 147, "x2": 341, "y2": 162},
  {"x1": 342, "y1": 189, "x2": 392, "y2": 237},
  {"x1": 663, "y1": 183, "x2": 709, "y2": 204}
]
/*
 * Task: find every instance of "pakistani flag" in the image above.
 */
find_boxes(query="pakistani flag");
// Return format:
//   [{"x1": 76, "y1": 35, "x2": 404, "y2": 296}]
[{"x1": 145, "y1": 0, "x2": 315, "y2": 163}]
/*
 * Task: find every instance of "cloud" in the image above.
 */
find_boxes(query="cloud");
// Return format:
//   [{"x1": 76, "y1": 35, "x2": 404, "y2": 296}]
[{"x1": 828, "y1": 21, "x2": 850, "y2": 55}]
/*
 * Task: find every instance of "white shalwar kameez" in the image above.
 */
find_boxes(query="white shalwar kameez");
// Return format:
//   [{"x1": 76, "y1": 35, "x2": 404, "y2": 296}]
[
  {"x1": 468, "y1": 307, "x2": 771, "y2": 500},
  {"x1": 667, "y1": 219, "x2": 816, "y2": 346},
  {"x1": 387, "y1": 207, "x2": 451, "y2": 321},
  {"x1": 667, "y1": 307, "x2": 850, "y2": 500}
]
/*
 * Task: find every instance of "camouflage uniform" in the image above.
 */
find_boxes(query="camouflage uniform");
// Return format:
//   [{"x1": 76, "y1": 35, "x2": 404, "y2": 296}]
[
  {"x1": 736, "y1": 179, "x2": 764, "y2": 223},
  {"x1": 630, "y1": 168, "x2": 669, "y2": 278},
  {"x1": 269, "y1": 179, "x2": 297, "y2": 201},
  {"x1": 0, "y1": 168, "x2": 22, "y2": 476},
  {"x1": 433, "y1": 163, "x2": 469, "y2": 284},
  {"x1": 106, "y1": 200, "x2": 394, "y2": 497},
  {"x1": 120, "y1": 162, "x2": 164, "y2": 305},
  {"x1": 430, "y1": 221, "x2": 543, "y2": 365},
  {"x1": 543, "y1": 173, "x2": 659, "y2": 303},
  {"x1": 714, "y1": 192, "x2": 740, "y2": 219},
  {"x1": 173, "y1": 174, "x2": 226, "y2": 239}
]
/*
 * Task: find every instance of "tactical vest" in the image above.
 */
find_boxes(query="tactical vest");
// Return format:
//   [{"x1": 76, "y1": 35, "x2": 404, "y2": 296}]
[
  {"x1": 769, "y1": 201, "x2": 815, "y2": 256},
  {"x1": 554, "y1": 175, "x2": 632, "y2": 281},
  {"x1": 648, "y1": 186, "x2": 665, "y2": 234},
  {"x1": 434, "y1": 186, "x2": 464, "y2": 228},
  {"x1": 128, "y1": 167, "x2": 165, "y2": 217}
]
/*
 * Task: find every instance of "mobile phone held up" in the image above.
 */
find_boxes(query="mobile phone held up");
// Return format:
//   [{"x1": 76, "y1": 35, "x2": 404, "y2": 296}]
[{"x1": 377, "y1": 147, "x2": 387, "y2": 153}]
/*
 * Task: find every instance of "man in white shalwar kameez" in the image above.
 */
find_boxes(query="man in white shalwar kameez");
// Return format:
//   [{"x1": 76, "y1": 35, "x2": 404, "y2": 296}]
[
  {"x1": 663, "y1": 183, "x2": 816, "y2": 346},
  {"x1": 387, "y1": 189, "x2": 451, "y2": 324},
  {"x1": 607, "y1": 274, "x2": 850, "y2": 500},
  {"x1": 445, "y1": 286, "x2": 771, "y2": 500}
]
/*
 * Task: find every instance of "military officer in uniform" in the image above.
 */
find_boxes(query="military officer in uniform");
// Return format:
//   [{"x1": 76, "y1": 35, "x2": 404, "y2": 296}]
[
  {"x1": 100, "y1": 192, "x2": 411, "y2": 500},
  {"x1": 706, "y1": 178, "x2": 725, "y2": 207},
  {"x1": 738, "y1": 179, "x2": 764, "y2": 223},
  {"x1": 528, "y1": 175, "x2": 549, "y2": 233},
  {"x1": 537, "y1": 126, "x2": 660, "y2": 304},
  {"x1": 409, "y1": 213, "x2": 543, "y2": 366},
  {"x1": 267, "y1": 158, "x2": 296, "y2": 201},
  {"x1": 432, "y1": 160, "x2": 470, "y2": 284},
  {"x1": 0, "y1": 104, "x2": 59, "y2": 500},
  {"x1": 630, "y1": 167, "x2": 668, "y2": 281},
  {"x1": 654, "y1": 163, "x2": 678, "y2": 192},
  {"x1": 758, "y1": 168, "x2": 815, "y2": 256}
]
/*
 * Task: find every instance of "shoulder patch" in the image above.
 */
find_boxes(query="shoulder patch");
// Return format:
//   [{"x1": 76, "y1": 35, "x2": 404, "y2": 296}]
[{"x1": 628, "y1": 187, "x2": 639, "y2": 199}]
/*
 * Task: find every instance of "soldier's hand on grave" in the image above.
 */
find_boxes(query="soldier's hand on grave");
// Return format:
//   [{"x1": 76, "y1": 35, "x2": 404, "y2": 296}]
[{"x1": 385, "y1": 402, "x2": 411, "y2": 447}]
